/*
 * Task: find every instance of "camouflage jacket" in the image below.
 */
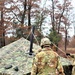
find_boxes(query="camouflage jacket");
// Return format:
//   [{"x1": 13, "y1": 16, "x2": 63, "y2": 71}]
[
  {"x1": 31, "y1": 48, "x2": 65, "y2": 75},
  {"x1": 69, "y1": 54, "x2": 75, "y2": 75}
]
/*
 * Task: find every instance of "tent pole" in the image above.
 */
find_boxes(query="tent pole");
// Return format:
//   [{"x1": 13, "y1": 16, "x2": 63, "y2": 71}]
[{"x1": 29, "y1": 25, "x2": 35, "y2": 55}]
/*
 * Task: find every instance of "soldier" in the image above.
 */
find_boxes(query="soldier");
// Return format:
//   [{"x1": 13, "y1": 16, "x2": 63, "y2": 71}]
[
  {"x1": 31, "y1": 37, "x2": 65, "y2": 75},
  {"x1": 66, "y1": 53, "x2": 75, "y2": 75}
]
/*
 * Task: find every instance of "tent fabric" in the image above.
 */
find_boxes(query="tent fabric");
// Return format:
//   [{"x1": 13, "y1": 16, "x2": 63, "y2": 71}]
[
  {"x1": 0, "y1": 38, "x2": 72, "y2": 75},
  {"x1": 0, "y1": 38, "x2": 40, "y2": 75},
  {"x1": 60, "y1": 57, "x2": 72, "y2": 66}
]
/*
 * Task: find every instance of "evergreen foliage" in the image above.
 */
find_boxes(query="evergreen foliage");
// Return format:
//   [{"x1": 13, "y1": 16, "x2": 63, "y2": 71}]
[{"x1": 48, "y1": 29, "x2": 61, "y2": 45}]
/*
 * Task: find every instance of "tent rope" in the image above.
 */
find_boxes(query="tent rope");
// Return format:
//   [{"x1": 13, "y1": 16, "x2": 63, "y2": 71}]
[
  {"x1": 26, "y1": 27, "x2": 66, "y2": 56},
  {"x1": 26, "y1": 30, "x2": 39, "y2": 45},
  {"x1": 51, "y1": 42, "x2": 66, "y2": 55}
]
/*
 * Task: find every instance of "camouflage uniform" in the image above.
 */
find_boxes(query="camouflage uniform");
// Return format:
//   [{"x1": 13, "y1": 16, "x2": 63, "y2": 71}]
[
  {"x1": 70, "y1": 54, "x2": 75, "y2": 75},
  {"x1": 72, "y1": 61, "x2": 75, "y2": 75},
  {"x1": 31, "y1": 38, "x2": 65, "y2": 75}
]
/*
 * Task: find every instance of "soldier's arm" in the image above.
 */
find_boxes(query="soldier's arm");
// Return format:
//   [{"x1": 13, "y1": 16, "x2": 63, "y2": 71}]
[
  {"x1": 31, "y1": 56, "x2": 38, "y2": 75},
  {"x1": 70, "y1": 54, "x2": 75, "y2": 58},
  {"x1": 66, "y1": 53, "x2": 75, "y2": 58}
]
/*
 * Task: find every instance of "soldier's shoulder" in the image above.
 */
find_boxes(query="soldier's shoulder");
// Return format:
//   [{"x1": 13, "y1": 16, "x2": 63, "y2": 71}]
[
  {"x1": 51, "y1": 51, "x2": 59, "y2": 58},
  {"x1": 50, "y1": 50, "x2": 58, "y2": 56},
  {"x1": 36, "y1": 50, "x2": 46, "y2": 57}
]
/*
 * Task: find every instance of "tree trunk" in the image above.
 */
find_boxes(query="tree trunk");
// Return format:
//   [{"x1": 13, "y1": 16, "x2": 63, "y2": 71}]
[
  {"x1": 0, "y1": 10, "x2": 5, "y2": 47},
  {"x1": 65, "y1": 29, "x2": 67, "y2": 51},
  {"x1": 51, "y1": 0, "x2": 55, "y2": 30},
  {"x1": 21, "y1": 0, "x2": 27, "y2": 25},
  {"x1": 28, "y1": 0, "x2": 31, "y2": 27}
]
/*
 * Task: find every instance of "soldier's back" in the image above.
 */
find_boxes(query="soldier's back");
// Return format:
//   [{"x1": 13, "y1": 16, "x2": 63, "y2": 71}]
[{"x1": 35, "y1": 48, "x2": 59, "y2": 75}]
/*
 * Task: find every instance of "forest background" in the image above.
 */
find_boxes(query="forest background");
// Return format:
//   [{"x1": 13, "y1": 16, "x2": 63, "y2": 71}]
[{"x1": 0, "y1": 0, "x2": 75, "y2": 52}]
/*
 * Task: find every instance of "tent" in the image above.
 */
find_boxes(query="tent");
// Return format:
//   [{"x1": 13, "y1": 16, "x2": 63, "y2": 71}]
[{"x1": 0, "y1": 38, "x2": 72, "y2": 75}]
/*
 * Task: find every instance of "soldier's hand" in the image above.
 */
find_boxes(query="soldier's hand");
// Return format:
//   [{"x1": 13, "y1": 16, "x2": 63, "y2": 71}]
[
  {"x1": 59, "y1": 72, "x2": 65, "y2": 75},
  {"x1": 66, "y1": 53, "x2": 70, "y2": 56}
]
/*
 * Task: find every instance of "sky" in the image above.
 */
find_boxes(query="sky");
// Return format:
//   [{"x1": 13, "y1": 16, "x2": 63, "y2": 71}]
[
  {"x1": 69, "y1": 0, "x2": 75, "y2": 37},
  {"x1": 72, "y1": 0, "x2": 75, "y2": 8},
  {"x1": 41, "y1": 0, "x2": 75, "y2": 37},
  {"x1": 6, "y1": 0, "x2": 75, "y2": 37}
]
